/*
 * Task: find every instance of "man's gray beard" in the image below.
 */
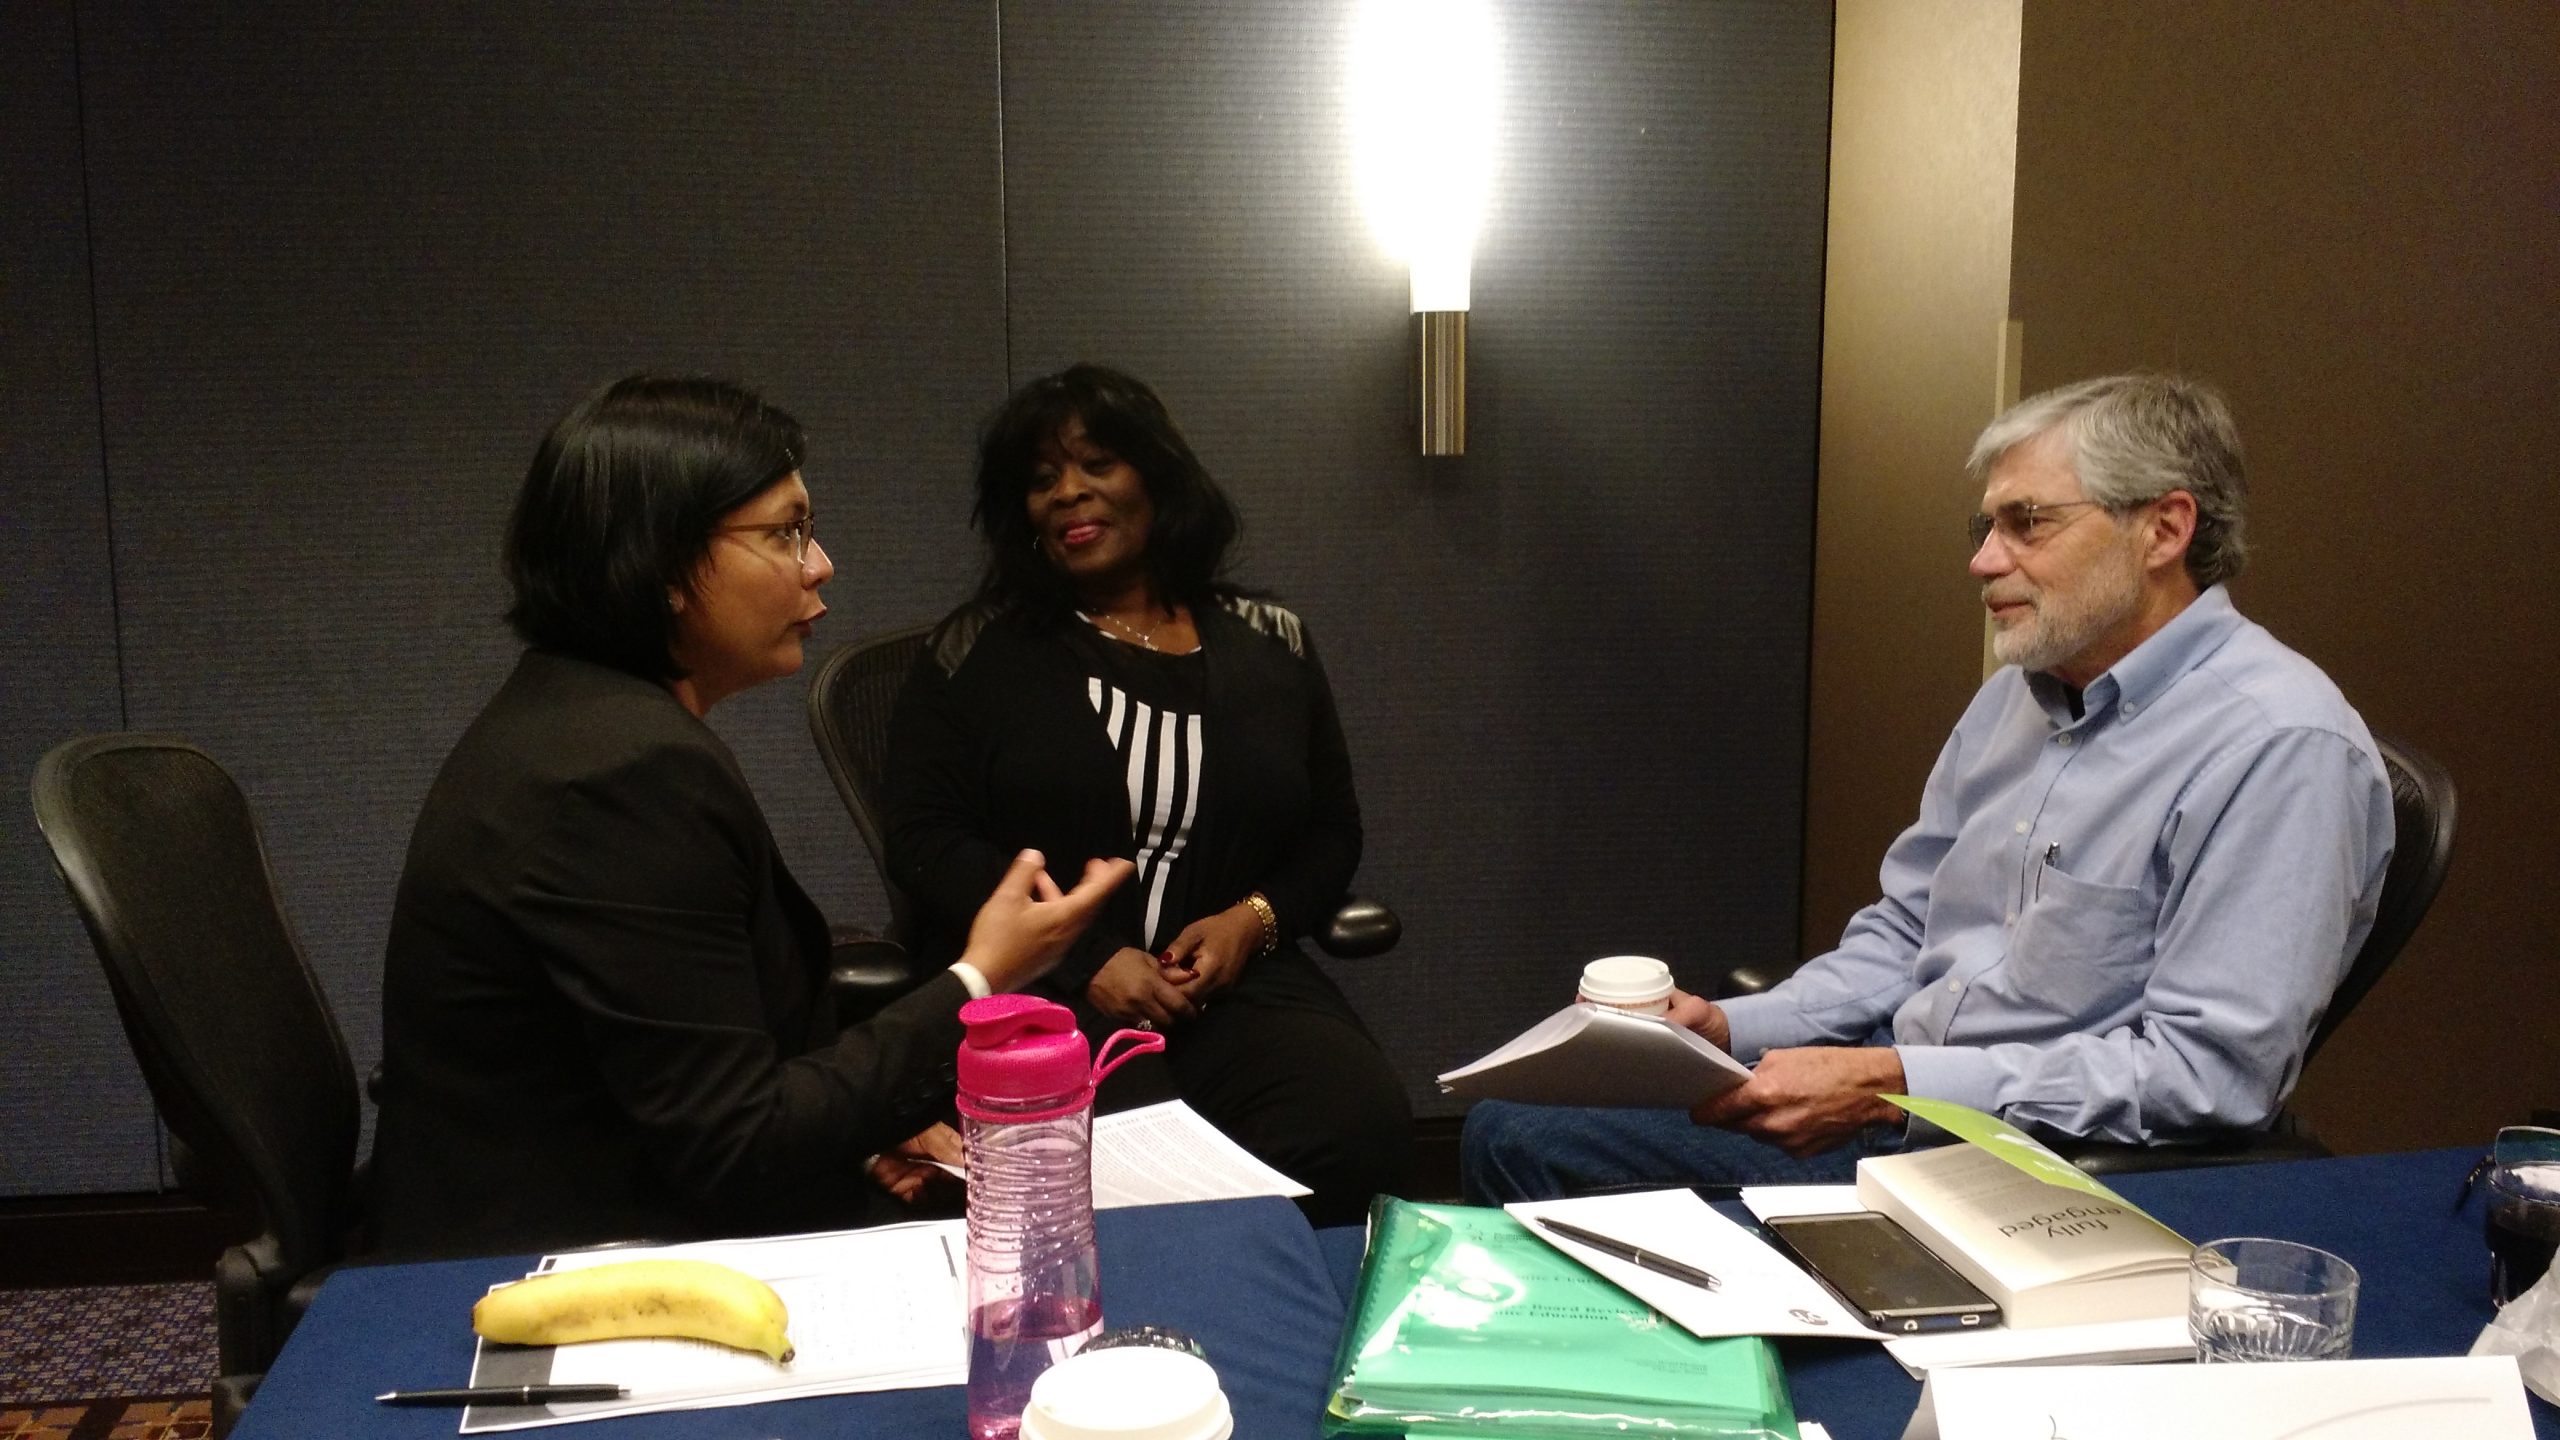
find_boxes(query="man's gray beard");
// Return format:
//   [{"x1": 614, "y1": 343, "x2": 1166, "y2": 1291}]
[{"x1": 1988, "y1": 555, "x2": 2143, "y2": 677}]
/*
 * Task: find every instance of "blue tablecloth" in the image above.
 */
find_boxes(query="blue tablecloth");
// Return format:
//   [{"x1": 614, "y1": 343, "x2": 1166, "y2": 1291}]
[
  {"x1": 240, "y1": 1148, "x2": 2556, "y2": 1439},
  {"x1": 235, "y1": 1196, "x2": 1345, "y2": 1439}
]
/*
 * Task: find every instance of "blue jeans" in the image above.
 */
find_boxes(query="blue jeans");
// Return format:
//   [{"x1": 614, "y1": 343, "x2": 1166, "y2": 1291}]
[{"x1": 1459, "y1": 1100, "x2": 1908, "y2": 1203}]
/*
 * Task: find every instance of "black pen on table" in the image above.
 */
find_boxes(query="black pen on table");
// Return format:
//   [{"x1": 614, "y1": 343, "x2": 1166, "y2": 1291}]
[
  {"x1": 376, "y1": 1384, "x2": 627, "y2": 1407},
  {"x1": 1533, "y1": 1216, "x2": 1721, "y2": 1292}
]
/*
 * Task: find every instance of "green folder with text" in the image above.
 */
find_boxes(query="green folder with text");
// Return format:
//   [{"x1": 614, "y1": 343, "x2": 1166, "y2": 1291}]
[{"x1": 1325, "y1": 1198, "x2": 1798, "y2": 1439}]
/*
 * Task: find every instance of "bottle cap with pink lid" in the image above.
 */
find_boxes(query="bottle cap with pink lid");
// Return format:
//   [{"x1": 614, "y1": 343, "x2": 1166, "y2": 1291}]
[
  {"x1": 957, "y1": 995, "x2": 1165, "y2": 1121},
  {"x1": 958, "y1": 995, "x2": 1088, "y2": 1108}
]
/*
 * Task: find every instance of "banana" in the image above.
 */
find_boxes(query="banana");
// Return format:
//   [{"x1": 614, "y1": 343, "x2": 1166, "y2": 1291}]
[{"x1": 472, "y1": 1258, "x2": 795, "y2": 1363}]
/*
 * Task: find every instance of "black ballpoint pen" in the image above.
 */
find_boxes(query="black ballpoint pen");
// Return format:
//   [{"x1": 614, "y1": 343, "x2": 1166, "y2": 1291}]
[
  {"x1": 376, "y1": 1384, "x2": 628, "y2": 1407},
  {"x1": 1534, "y1": 1216, "x2": 1722, "y2": 1292}
]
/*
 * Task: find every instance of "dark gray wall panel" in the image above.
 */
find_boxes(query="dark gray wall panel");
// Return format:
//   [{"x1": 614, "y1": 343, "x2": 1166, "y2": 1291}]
[
  {"x1": 63, "y1": 1, "x2": 1006, "y2": 1176},
  {"x1": 0, "y1": 0, "x2": 157, "y2": 1194},
  {"x1": 1000, "y1": 1, "x2": 1833, "y2": 1108},
  {"x1": 14, "y1": 0, "x2": 1828, "y2": 1192}
]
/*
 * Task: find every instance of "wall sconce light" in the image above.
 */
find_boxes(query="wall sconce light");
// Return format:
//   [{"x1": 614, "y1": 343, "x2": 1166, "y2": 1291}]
[{"x1": 1351, "y1": 0, "x2": 1500, "y2": 456}]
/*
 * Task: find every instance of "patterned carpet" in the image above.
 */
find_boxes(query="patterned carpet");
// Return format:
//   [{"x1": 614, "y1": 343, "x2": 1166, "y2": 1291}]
[
  {"x1": 0, "y1": 1283, "x2": 215, "y2": 1433},
  {"x1": 0, "y1": 1398, "x2": 210, "y2": 1440}
]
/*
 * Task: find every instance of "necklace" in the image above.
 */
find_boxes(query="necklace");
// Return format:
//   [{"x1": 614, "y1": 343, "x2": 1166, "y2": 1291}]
[{"x1": 1081, "y1": 608, "x2": 1164, "y2": 652}]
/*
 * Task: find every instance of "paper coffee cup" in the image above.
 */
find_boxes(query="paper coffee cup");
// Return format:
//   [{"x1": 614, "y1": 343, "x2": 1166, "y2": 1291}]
[
  {"x1": 1578, "y1": 955, "x2": 1674, "y2": 1016},
  {"x1": 1018, "y1": 1345, "x2": 1234, "y2": 1440}
]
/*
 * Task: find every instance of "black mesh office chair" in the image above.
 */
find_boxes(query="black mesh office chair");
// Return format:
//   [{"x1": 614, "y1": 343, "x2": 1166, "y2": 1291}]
[
  {"x1": 32, "y1": 734, "x2": 367, "y2": 1436},
  {"x1": 1721, "y1": 731, "x2": 2457, "y2": 1176},
  {"x1": 806, "y1": 623, "x2": 1401, "y2": 1017}
]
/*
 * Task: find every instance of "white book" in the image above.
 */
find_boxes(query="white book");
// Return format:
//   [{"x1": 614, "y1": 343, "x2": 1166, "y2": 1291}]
[
  {"x1": 1856, "y1": 1140, "x2": 2191, "y2": 1330},
  {"x1": 1436, "y1": 1002, "x2": 1751, "y2": 1108},
  {"x1": 1882, "y1": 1314, "x2": 2196, "y2": 1376}
]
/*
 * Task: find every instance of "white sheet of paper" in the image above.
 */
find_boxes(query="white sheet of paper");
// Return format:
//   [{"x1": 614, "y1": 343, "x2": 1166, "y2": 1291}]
[
  {"x1": 1901, "y1": 1355, "x2": 2536, "y2": 1440},
  {"x1": 1092, "y1": 1100, "x2": 1311, "y2": 1208},
  {"x1": 460, "y1": 1221, "x2": 968, "y2": 1433},
  {"x1": 1507, "y1": 1189, "x2": 1882, "y2": 1339},
  {"x1": 1740, "y1": 1183, "x2": 1865, "y2": 1221}
]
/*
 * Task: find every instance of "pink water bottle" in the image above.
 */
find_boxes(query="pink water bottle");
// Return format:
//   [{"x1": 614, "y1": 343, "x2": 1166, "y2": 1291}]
[{"x1": 957, "y1": 995, "x2": 1161, "y2": 1440}]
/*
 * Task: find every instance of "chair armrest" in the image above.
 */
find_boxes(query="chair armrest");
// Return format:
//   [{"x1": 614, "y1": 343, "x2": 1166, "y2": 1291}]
[
  {"x1": 1317, "y1": 896, "x2": 1401, "y2": 960},
  {"x1": 2051, "y1": 1111, "x2": 2331, "y2": 1176},
  {"x1": 211, "y1": 1373, "x2": 261, "y2": 1439},
  {"x1": 830, "y1": 927, "x2": 928, "y2": 1027}
]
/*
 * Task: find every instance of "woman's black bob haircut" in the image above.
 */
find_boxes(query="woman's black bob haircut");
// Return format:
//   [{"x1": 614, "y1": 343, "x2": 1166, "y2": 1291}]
[
  {"x1": 504, "y1": 375, "x2": 805, "y2": 681},
  {"x1": 970, "y1": 364, "x2": 1243, "y2": 616}
]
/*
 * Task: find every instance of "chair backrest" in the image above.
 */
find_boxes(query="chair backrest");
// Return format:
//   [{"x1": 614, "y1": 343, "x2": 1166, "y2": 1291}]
[
  {"x1": 807, "y1": 623, "x2": 936, "y2": 932},
  {"x1": 30, "y1": 734, "x2": 359, "y2": 1282},
  {"x1": 2305, "y1": 731, "x2": 2458, "y2": 1060}
]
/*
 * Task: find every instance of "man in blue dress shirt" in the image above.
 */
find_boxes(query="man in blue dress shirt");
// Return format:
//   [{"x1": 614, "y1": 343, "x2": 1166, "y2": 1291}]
[{"x1": 1465, "y1": 374, "x2": 2397, "y2": 1199}]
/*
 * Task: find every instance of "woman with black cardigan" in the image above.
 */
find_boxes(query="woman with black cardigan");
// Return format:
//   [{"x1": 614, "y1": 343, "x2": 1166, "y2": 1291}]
[
  {"x1": 373, "y1": 376, "x2": 1128, "y2": 1257},
  {"x1": 883, "y1": 364, "x2": 1411, "y2": 1225}
]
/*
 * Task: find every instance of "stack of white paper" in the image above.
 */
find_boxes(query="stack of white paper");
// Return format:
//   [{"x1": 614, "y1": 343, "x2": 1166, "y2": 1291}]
[
  {"x1": 1903, "y1": 1354, "x2": 2537, "y2": 1440},
  {"x1": 1437, "y1": 1002, "x2": 1751, "y2": 1107},
  {"x1": 458, "y1": 1102, "x2": 1308, "y2": 1431}
]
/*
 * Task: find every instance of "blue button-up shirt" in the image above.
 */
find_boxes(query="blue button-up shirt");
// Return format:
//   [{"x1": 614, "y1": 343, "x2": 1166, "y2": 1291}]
[{"x1": 1722, "y1": 587, "x2": 2394, "y2": 1142}]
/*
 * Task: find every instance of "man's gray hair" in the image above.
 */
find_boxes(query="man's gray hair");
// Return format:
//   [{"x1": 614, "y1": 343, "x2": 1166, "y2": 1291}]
[{"x1": 1967, "y1": 373, "x2": 2249, "y2": 588}]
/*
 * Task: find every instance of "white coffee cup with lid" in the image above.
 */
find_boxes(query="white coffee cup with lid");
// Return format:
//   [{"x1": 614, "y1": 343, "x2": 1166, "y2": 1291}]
[
  {"x1": 1018, "y1": 1345, "x2": 1233, "y2": 1440},
  {"x1": 1578, "y1": 955, "x2": 1675, "y2": 1016}
]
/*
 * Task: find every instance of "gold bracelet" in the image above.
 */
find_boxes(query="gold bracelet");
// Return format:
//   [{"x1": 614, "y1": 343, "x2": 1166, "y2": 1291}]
[{"x1": 1241, "y1": 892, "x2": 1280, "y2": 956}]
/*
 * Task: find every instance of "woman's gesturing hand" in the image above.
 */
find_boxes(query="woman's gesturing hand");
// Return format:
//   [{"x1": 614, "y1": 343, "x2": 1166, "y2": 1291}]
[
  {"x1": 1163, "y1": 903, "x2": 1264, "y2": 1004},
  {"x1": 867, "y1": 1122, "x2": 963, "y2": 1205},
  {"x1": 961, "y1": 850, "x2": 1135, "y2": 993},
  {"x1": 1086, "y1": 947, "x2": 1199, "y2": 1029}
]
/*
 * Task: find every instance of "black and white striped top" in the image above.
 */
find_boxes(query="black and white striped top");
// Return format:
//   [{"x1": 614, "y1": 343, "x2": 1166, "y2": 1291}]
[
  {"x1": 1059, "y1": 620, "x2": 1215, "y2": 952},
  {"x1": 1087, "y1": 674, "x2": 1204, "y2": 949}
]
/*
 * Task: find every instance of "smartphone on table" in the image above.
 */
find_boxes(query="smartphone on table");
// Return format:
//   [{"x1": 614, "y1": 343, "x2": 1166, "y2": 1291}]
[{"x1": 1761, "y1": 1211, "x2": 2001, "y2": 1333}]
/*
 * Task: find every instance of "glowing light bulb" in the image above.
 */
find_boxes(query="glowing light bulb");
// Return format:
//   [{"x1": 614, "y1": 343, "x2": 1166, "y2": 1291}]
[{"x1": 1350, "y1": 0, "x2": 1500, "y2": 314}]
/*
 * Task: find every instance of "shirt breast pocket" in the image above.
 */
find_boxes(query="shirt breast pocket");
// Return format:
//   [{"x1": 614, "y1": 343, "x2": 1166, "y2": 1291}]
[{"x1": 2005, "y1": 863, "x2": 2157, "y2": 1022}]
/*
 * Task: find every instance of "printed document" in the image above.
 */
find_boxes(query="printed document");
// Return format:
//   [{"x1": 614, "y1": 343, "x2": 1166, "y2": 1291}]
[{"x1": 1094, "y1": 1100, "x2": 1311, "y2": 1207}]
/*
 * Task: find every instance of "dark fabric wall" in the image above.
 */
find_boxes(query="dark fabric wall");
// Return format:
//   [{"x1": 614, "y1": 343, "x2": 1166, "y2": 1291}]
[
  {"x1": 1, "y1": 1, "x2": 155, "y2": 1190},
  {"x1": 2, "y1": 0, "x2": 1832, "y2": 1196},
  {"x1": 998, "y1": 0, "x2": 1831, "y2": 1085}
]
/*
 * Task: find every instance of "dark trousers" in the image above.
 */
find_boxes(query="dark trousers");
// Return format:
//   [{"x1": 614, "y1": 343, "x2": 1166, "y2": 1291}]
[{"x1": 1460, "y1": 1099, "x2": 1908, "y2": 1203}]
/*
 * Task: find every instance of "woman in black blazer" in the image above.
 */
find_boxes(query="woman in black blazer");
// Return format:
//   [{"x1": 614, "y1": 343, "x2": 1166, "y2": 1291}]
[
  {"x1": 884, "y1": 365, "x2": 1411, "y2": 1225},
  {"x1": 372, "y1": 376, "x2": 1127, "y2": 1257}
]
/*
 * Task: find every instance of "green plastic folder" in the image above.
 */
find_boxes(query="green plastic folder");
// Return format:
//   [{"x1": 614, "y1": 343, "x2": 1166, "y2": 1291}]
[{"x1": 1325, "y1": 1199, "x2": 1799, "y2": 1439}]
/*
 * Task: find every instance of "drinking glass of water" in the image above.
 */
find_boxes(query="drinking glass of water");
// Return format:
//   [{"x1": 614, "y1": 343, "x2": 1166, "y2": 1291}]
[
  {"x1": 2485, "y1": 1126, "x2": 2560, "y2": 1307},
  {"x1": 2188, "y1": 1237, "x2": 2358, "y2": 1363}
]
